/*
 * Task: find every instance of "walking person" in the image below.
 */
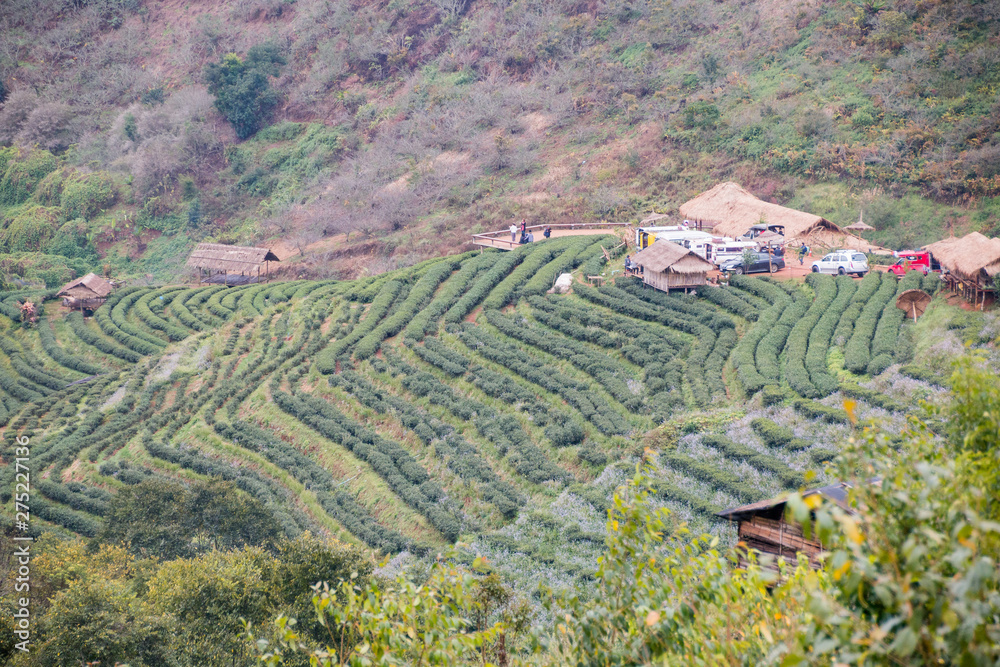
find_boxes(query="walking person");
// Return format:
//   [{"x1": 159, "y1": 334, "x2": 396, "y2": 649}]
[
  {"x1": 510, "y1": 223, "x2": 517, "y2": 243},
  {"x1": 543, "y1": 225, "x2": 551, "y2": 239},
  {"x1": 798, "y1": 244, "x2": 808, "y2": 266}
]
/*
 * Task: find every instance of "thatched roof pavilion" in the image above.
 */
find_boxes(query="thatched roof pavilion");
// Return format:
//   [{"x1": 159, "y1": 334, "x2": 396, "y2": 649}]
[
  {"x1": 632, "y1": 240, "x2": 715, "y2": 291},
  {"x1": 924, "y1": 232, "x2": 1000, "y2": 283},
  {"x1": 679, "y1": 183, "x2": 878, "y2": 251},
  {"x1": 57, "y1": 273, "x2": 113, "y2": 310},
  {"x1": 924, "y1": 232, "x2": 1000, "y2": 305},
  {"x1": 186, "y1": 243, "x2": 280, "y2": 284}
]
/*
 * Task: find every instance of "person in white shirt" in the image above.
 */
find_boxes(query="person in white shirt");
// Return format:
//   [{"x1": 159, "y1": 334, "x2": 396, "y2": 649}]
[{"x1": 510, "y1": 224, "x2": 517, "y2": 243}]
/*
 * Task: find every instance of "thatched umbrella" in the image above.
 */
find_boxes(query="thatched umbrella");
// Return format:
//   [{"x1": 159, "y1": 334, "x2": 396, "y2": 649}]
[
  {"x1": 844, "y1": 211, "x2": 874, "y2": 233},
  {"x1": 896, "y1": 289, "x2": 932, "y2": 321}
]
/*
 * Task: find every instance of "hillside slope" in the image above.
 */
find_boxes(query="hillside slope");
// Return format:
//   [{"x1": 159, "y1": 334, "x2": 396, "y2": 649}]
[
  {"x1": 0, "y1": 0, "x2": 999, "y2": 286},
  {"x1": 0, "y1": 239, "x2": 963, "y2": 600}
]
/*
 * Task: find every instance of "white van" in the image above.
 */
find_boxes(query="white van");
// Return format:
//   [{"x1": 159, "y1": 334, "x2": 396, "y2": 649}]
[{"x1": 710, "y1": 239, "x2": 760, "y2": 265}]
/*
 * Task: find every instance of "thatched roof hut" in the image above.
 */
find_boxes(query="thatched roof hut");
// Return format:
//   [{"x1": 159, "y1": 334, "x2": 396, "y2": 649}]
[
  {"x1": 58, "y1": 273, "x2": 113, "y2": 310},
  {"x1": 186, "y1": 243, "x2": 280, "y2": 283},
  {"x1": 924, "y1": 232, "x2": 1000, "y2": 283},
  {"x1": 58, "y1": 273, "x2": 113, "y2": 300},
  {"x1": 678, "y1": 183, "x2": 881, "y2": 251},
  {"x1": 632, "y1": 240, "x2": 715, "y2": 291}
]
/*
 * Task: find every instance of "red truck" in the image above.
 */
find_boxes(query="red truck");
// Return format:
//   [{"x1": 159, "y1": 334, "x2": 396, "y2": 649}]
[{"x1": 887, "y1": 251, "x2": 938, "y2": 276}]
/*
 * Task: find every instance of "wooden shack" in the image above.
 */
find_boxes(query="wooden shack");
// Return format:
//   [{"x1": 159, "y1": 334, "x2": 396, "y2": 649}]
[
  {"x1": 924, "y1": 232, "x2": 1000, "y2": 308},
  {"x1": 186, "y1": 243, "x2": 280, "y2": 285},
  {"x1": 631, "y1": 240, "x2": 714, "y2": 291},
  {"x1": 57, "y1": 273, "x2": 114, "y2": 312},
  {"x1": 717, "y1": 482, "x2": 857, "y2": 571}
]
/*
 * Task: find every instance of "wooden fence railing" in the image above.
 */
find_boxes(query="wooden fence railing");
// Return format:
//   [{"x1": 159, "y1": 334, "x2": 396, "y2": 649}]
[{"x1": 471, "y1": 222, "x2": 632, "y2": 250}]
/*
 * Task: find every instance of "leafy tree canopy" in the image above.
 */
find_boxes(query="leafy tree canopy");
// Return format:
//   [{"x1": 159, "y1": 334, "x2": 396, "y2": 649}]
[{"x1": 205, "y1": 44, "x2": 286, "y2": 140}]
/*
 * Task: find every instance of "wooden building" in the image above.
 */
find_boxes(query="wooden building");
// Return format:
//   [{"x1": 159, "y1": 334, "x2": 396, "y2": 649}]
[
  {"x1": 717, "y1": 482, "x2": 857, "y2": 571},
  {"x1": 924, "y1": 232, "x2": 1000, "y2": 308},
  {"x1": 631, "y1": 239, "x2": 714, "y2": 291},
  {"x1": 57, "y1": 273, "x2": 114, "y2": 312},
  {"x1": 186, "y1": 243, "x2": 280, "y2": 285}
]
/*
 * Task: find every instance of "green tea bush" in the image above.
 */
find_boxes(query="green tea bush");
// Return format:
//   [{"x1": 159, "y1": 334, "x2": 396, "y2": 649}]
[
  {"x1": 807, "y1": 276, "x2": 858, "y2": 396},
  {"x1": 700, "y1": 434, "x2": 805, "y2": 488},
  {"x1": 444, "y1": 250, "x2": 526, "y2": 323},
  {"x1": 482, "y1": 240, "x2": 574, "y2": 309},
  {"x1": 792, "y1": 397, "x2": 849, "y2": 423},
  {"x1": 751, "y1": 418, "x2": 809, "y2": 450},
  {"x1": 845, "y1": 275, "x2": 898, "y2": 373},
  {"x1": 832, "y1": 271, "x2": 882, "y2": 346},
  {"x1": 838, "y1": 383, "x2": 906, "y2": 413},
  {"x1": 756, "y1": 295, "x2": 808, "y2": 382},
  {"x1": 354, "y1": 261, "x2": 457, "y2": 359},
  {"x1": 761, "y1": 385, "x2": 790, "y2": 406},
  {"x1": 134, "y1": 288, "x2": 192, "y2": 341},
  {"x1": 66, "y1": 312, "x2": 141, "y2": 362},
  {"x1": 697, "y1": 285, "x2": 760, "y2": 321},
  {"x1": 785, "y1": 275, "x2": 838, "y2": 397},
  {"x1": 274, "y1": 389, "x2": 460, "y2": 541},
  {"x1": 485, "y1": 309, "x2": 643, "y2": 412},
  {"x1": 98, "y1": 288, "x2": 167, "y2": 355},
  {"x1": 658, "y1": 449, "x2": 762, "y2": 502},
  {"x1": 457, "y1": 324, "x2": 631, "y2": 436},
  {"x1": 403, "y1": 252, "x2": 492, "y2": 341},
  {"x1": 316, "y1": 280, "x2": 403, "y2": 373}
]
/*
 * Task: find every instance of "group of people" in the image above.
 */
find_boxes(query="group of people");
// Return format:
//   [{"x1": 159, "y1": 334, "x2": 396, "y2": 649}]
[{"x1": 509, "y1": 220, "x2": 552, "y2": 245}]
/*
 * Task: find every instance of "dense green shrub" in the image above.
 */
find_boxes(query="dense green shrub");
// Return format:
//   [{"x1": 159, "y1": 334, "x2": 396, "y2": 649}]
[
  {"x1": 0, "y1": 205, "x2": 60, "y2": 252},
  {"x1": 832, "y1": 271, "x2": 882, "y2": 346},
  {"x1": 205, "y1": 44, "x2": 287, "y2": 139},
  {"x1": 0, "y1": 148, "x2": 59, "y2": 205},
  {"x1": 60, "y1": 171, "x2": 118, "y2": 220}
]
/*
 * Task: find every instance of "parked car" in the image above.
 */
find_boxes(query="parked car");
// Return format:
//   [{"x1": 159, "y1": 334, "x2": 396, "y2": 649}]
[
  {"x1": 811, "y1": 251, "x2": 869, "y2": 276},
  {"x1": 740, "y1": 223, "x2": 786, "y2": 240},
  {"x1": 720, "y1": 252, "x2": 785, "y2": 274},
  {"x1": 887, "y1": 251, "x2": 938, "y2": 276}
]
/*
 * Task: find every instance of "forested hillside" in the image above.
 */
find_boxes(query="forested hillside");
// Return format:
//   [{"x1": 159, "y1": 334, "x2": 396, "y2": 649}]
[
  {"x1": 1, "y1": 0, "x2": 999, "y2": 285},
  {"x1": 3, "y1": 235, "x2": 997, "y2": 663}
]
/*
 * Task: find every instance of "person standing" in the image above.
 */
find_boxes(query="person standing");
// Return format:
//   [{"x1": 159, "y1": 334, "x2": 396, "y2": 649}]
[
  {"x1": 543, "y1": 225, "x2": 551, "y2": 239},
  {"x1": 510, "y1": 223, "x2": 517, "y2": 243},
  {"x1": 520, "y1": 219, "x2": 527, "y2": 237}
]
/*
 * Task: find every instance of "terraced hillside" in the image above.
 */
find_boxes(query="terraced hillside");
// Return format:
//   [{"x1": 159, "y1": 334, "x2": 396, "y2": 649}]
[{"x1": 0, "y1": 238, "x2": 945, "y2": 591}]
